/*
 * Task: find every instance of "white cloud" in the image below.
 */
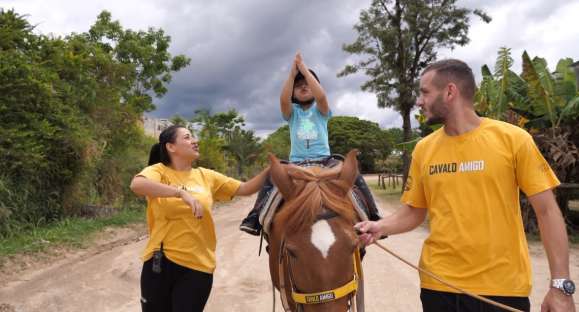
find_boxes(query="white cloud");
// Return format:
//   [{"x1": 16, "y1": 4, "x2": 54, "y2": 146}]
[
  {"x1": 2, "y1": 0, "x2": 167, "y2": 36},
  {"x1": 333, "y1": 91, "x2": 402, "y2": 128},
  {"x1": 440, "y1": 0, "x2": 579, "y2": 82}
]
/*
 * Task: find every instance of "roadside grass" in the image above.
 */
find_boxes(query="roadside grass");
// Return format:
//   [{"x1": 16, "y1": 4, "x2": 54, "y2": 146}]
[
  {"x1": 0, "y1": 207, "x2": 145, "y2": 261},
  {"x1": 368, "y1": 179, "x2": 402, "y2": 200}
]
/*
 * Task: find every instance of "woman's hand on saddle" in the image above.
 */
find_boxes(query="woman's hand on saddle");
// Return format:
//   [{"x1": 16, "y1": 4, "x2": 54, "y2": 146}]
[
  {"x1": 178, "y1": 189, "x2": 203, "y2": 219},
  {"x1": 354, "y1": 220, "x2": 384, "y2": 246}
]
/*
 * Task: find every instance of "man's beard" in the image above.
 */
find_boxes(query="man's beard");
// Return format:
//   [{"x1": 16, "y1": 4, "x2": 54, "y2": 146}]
[{"x1": 425, "y1": 94, "x2": 447, "y2": 125}]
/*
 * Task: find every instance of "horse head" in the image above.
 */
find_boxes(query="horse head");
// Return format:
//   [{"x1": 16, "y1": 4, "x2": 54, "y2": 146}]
[{"x1": 267, "y1": 150, "x2": 363, "y2": 312}]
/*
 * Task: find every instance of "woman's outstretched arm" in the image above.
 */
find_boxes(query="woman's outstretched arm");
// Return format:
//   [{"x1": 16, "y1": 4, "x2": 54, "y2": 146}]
[{"x1": 235, "y1": 167, "x2": 270, "y2": 196}]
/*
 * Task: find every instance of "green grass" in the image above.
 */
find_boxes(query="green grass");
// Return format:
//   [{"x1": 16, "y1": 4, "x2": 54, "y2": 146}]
[
  {"x1": 0, "y1": 207, "x2": 145, "y2": 259},
  {"x1": 368, "y1": 179, "x2": 403, "y2": 200}
]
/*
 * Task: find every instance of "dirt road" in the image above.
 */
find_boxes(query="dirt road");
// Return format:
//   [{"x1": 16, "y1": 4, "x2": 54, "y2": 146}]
[{"x1": 0, "y1": 180, "x2": 577, "y2": 311}]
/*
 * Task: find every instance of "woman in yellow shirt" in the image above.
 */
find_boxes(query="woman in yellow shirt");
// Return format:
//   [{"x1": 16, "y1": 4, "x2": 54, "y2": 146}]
[{"x1": 130, "y1": 125, "x2": 268, "y2": 312}]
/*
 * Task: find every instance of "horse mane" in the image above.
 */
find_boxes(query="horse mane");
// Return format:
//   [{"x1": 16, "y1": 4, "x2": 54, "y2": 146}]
[{"x1": 274, "y1": 166, "x2": 357, "y2": 234}]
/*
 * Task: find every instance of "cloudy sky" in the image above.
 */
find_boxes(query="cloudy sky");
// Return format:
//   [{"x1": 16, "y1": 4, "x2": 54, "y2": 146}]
[{"x1": 3, "y1": 0, "x2": 579, "y2": 137}]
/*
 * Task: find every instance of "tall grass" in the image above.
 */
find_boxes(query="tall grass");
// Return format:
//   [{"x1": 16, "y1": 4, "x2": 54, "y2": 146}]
[{"x1": 0, "y1": 204, "x2": 145, "y2": 260}]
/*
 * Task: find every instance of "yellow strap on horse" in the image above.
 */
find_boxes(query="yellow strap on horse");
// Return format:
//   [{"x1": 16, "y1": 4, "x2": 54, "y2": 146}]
[
  {"x1": 291, "y1": 276, "x2": 358, "y2": 304},
  {"x1": 291, "y1": 253, "x2": 359, "y2": 305}
]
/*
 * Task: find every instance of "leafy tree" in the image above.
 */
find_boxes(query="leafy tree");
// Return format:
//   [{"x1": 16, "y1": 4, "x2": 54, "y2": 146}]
[
  {"x1": 475, "y1": 49, "x2": 579, "y2": 184},
  {"x1": 339, "y1": 0, "x2": 491, "y2": 182},
  {"x1": 86, "y1": 11, "x2": 190, "y2": 112},
  {"x1": 0, "y1": 9, "x2": 190, "y2": 235},
  {"x1": 262, "y1": 125, "x2": 290, "y2": 159},
  {"x1": 328, "y1": 116, "x2": 392, "y2": 172},
  {"x1": 191, "y1": 109, "x2": 261, "y2": 178},
  {"x1": 223, "y1": 127, "x2": 262, "y2": 179},
  {"x1": 475, "y1": 49, "x2": 579, "y2": 232},
  {"x1": 192, "y1": 109, "x2": 245, "y2": 139}
]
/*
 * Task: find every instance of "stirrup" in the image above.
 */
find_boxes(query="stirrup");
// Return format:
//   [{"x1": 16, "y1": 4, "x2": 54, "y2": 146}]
[{"x1": 240, "y1": 224, "x2": 260, "y2": 236}]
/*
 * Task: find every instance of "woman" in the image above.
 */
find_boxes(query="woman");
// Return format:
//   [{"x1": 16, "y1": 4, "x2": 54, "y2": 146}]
[{"x1": 130, "y1": 125, "x2": 268, "y2": 312}]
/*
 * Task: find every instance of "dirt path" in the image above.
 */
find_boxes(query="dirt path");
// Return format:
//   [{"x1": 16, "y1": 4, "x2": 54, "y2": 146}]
[{"x1": 0, "y1": 178, "x2": 577, "y2": 311}]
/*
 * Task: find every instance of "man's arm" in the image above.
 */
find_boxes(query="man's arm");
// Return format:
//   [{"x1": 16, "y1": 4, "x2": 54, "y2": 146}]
[
  {"x1": 355, "y1": 204, "x2": 427, "y2": 245},
  {"x1": 280, "y1": 58, "x2": 298, "y2": 120},
  {"x1": 295, "y1": 53, "x2": 329, "y2": 116},
  {"x1": 528, "y1": 189, "x2": 575, "y2": 311}
]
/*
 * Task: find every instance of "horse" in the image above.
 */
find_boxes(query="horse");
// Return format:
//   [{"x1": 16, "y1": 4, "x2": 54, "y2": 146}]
[{"x1": 267, "y1": 150, "x2": 365, "y2": 312}]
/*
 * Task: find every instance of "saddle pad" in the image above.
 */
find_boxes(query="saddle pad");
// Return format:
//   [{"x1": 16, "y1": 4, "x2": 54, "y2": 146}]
[
  {"x1": 259, "y1": 186, "x2": 283, "y2": 235},
  {"x1": 259, "y1": 187, "x2": 369, "y2": 236}
]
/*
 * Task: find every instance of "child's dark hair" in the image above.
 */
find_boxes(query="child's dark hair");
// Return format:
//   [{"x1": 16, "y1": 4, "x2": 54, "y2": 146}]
[
  {"x1": 291, "y1": 69, "x2": 320, "y2": 104},
  {"x1": 148, "y1": 125, "x2": 185, "y2": 166}
]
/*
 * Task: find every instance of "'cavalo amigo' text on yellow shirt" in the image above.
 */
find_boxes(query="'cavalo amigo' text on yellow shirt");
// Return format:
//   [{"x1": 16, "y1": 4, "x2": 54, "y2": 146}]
[
  {"x1": 138, "y1": 163, "x2": 241, "y2": 274},
  {"x1": 401, "y1": 118, "x2": 559, "y2": 296}
]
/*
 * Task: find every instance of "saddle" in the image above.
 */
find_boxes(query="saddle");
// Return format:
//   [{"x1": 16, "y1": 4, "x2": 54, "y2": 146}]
[{"x1": 258, "y1": 155, "x2": 371, "y2": 236}]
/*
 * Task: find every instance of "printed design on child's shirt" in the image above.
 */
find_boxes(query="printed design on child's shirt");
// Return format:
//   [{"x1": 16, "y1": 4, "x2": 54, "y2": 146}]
[{"x1": 297, "y1": 110, "x2": 318, "y2": 142}]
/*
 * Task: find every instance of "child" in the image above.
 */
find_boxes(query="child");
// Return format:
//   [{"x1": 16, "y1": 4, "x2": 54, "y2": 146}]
[{"x1": 240, "y1": 53, "x2": 380, "y2": 236}]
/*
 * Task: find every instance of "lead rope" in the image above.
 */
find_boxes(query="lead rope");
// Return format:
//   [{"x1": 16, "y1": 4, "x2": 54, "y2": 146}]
[{"x1": 373, "y1": 241, "x2": 523, "y2": 312}]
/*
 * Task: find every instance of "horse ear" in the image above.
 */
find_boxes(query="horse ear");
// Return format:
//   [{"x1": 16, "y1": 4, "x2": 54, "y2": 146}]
[
  {"x1": 339, "y1": 149, "x2": 359, "y2": 186},
  {"x1": 268, "y1": 153, "x2": 295, "y2": 200}
]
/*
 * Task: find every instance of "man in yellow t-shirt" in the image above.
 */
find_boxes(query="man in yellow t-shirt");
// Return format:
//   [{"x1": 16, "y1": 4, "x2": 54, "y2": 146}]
[{"x1": 355, "y1": 59, "x2": 575, "y2": 312}]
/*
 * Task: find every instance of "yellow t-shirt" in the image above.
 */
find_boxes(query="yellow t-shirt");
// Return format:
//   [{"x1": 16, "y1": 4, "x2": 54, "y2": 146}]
[
  {"x1": 401, "y1": 118, "x2": 560, "y2": 296},
  {"x1": 137, "y1": 163, "x2": 241, "y2": 274}
]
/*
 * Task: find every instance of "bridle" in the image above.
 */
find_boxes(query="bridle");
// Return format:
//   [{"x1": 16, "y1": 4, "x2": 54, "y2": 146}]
[{"x1": 276, "y1": 210, "x2": 364, "y2": 312}]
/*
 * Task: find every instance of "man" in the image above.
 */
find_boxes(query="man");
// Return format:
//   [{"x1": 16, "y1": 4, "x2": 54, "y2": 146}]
[{"x1": 355, "y1": 59, "x2": 575, "y2": 312}]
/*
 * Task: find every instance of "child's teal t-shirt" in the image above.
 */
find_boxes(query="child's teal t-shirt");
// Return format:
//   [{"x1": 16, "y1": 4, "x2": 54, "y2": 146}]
[{"x1": 286, "y1": 103, "x2": 332, "y2": 162}]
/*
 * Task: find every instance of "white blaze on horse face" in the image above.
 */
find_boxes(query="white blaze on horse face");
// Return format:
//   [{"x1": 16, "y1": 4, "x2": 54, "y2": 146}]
[{"x1": 311, "y1": 220, "x2": 336, "y2": 259}]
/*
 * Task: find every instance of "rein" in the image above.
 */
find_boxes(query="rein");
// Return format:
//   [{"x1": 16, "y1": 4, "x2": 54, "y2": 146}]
[{"x1": 372, "y1": 241, "x2": 524, "y2": 312}]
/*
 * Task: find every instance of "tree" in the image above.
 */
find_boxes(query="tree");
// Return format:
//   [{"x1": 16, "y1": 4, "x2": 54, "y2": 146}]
[
  {"x1": 0, "y1": 9, "x2": 189, "y2": 234},
  {"x1": 328, "y1": 116, "x2": 392, "y2": 172},
  {"x1": 262, "y1": 125, "x2": 291, "y2": 159},
  {"x1": 475, "y1": 49, "x2": 579, "y2": 232},
  {"x1": 191, "y1": 109, "x2": 245, "y2": 139},
  {"x1": 223, "y1": 127, "x2": 262, "y2": 179},
  {"x1": 339, "y1": 0, "x2": 491, "y2": 183},
  {"x1": 475, "y1": 49, "x2": 579, "y2": 184},
  {"x1": 191, "y1": 109, "x2": 261, "y2": 178},
  {"x1": 86, "y1": 11, "x2": 190, "y2": 112}
]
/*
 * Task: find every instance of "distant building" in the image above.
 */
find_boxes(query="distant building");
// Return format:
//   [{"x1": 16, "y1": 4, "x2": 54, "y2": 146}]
[
  {"x1": 143, "y1": 116, "x2": 173, "y2": 138},
  {"x1": 142, "y1": 116, "x2": 199, "y2": 138}
]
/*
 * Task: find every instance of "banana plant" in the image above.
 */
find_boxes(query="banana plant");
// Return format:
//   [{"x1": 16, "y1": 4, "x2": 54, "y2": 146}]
[
  {"x1": 518, "y1": 52, "x2": 579, "y2": 132},
  {"x1": 475, "y1": 47, "x2": 527, "y2": 123}
]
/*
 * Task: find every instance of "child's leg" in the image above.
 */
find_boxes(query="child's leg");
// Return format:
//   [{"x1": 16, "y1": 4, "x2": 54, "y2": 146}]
[
  {"x1": 239, "y1": 176, "x2": 273, "y2": 236},
  {"x1": 354, "y1": 175, "x2": 382, "y2": 221}
]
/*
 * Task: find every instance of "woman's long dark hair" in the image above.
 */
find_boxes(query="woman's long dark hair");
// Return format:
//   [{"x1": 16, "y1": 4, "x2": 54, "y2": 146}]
[{"x1": 148, "y1": 125, "x2": 185, "y2": 166}]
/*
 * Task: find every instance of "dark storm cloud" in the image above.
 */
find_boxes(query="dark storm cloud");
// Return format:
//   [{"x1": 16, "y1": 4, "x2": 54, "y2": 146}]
[
  {"x1": 149, "y1": 0, "x2": 373, "y2": 134},
  {"x1": 7, "y1": 0, "x2": 577, "y2": 135}
]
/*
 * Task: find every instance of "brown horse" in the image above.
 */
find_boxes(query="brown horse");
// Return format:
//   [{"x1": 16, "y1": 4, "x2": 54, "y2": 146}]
[{"x1": 267, "y1": 150, "x2": 364, "y2": 312}]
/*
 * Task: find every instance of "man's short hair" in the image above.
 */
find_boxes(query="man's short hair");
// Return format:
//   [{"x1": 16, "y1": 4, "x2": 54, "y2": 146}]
[{"x1": 422, "y1": 59, "x2": 476, "y2": 100}]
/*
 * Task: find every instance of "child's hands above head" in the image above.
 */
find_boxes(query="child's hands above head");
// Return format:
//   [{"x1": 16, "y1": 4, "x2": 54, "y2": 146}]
[
  {"x1": 295, "y1": 52, "x2": 308, "y2": 73},
  {"x1": 295, "y1": 51, "x2": 302, "y2": 64},
  {"x1": 290, "y1": 57, "x2": 299, "y2": 77}
]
